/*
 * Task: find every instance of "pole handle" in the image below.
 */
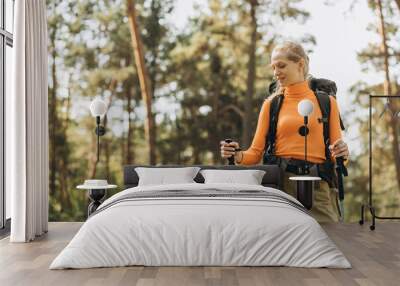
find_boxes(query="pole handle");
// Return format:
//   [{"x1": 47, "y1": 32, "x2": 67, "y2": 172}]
[{"x1": 224, "y1": 139, "x2": 235, "y2": 165}]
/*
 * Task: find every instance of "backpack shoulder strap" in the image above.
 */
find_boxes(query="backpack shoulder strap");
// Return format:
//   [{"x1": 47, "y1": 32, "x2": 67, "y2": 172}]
[
  {"x1": 264, "y1": 94, "x2": 284, "y2": 156},
  {"x1": 314, "y1": 90, "x2": 332, "y2": 161},
  {"x1": 309, "y1": 77, "x2": 345, "y2": 131}
]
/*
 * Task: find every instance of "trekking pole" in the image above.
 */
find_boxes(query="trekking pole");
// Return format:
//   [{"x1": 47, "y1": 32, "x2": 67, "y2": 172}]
[
  {"x1": 335, "y1": 157, "x2": 348, "y2": 221},
  {"x1": 224, "y1": 139, "x2": 235, "y2": 165},
  {"x1": 224, "y1": 139, "x2": 241, "y2": 165}
]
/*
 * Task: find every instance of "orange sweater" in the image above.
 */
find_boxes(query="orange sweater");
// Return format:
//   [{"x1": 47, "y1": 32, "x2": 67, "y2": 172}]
[{"x1": 241, "y1": 81, "x2": 342, "y2": 165}]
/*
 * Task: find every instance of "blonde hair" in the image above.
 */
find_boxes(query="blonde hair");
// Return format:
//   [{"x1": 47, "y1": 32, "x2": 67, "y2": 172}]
[{"x1": 270, "y1": 41, "x2": 311, "y2": 97}]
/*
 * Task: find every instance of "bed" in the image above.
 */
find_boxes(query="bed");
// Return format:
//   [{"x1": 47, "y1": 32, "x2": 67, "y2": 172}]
[{"x1": 50, "y1": 165, "x2": 351, "y2": 269}]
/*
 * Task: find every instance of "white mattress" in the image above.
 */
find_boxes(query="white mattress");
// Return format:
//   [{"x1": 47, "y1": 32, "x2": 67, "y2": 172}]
[{"x1": 50, "y1": 183, "x2": 351, "y2": 269}]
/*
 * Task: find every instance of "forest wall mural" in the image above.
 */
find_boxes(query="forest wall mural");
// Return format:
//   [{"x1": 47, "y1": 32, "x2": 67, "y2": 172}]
[{"x1": 47, "y1": 0, "x2": 400, "y2": 222}]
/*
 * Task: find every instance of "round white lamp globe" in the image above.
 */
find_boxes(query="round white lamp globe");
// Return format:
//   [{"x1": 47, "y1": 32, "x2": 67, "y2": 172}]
[
  {"x1": 90, "y1": 98, "x2": 107, "y2": 117},
  {"x1": 298, "y1": 99, "x2": 314, "y2": 117}
]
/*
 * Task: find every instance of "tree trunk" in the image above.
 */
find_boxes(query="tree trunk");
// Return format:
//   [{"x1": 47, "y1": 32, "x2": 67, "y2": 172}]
[
  {"x1": 49, "y1": 24, "x2": 58, "y2": 195},
  {"x1": 210, "y1": 53, "x2": 221, "y2": 164},
  {"x1": 242, "y1": 0, "x2": 258, "y2": 148},
  {"x1": 376, "y1": 0, "x2": 400, "y2": 191},
  {"x1": 104, "y1": 115, "x2": 111, "y2": 180},
  {"x1": 377, "y1": 0, "x2": 392, "y2": 97},
  {"x1": 149, "y1": 48, "x2": 158, "y2": 165},
  {"x1": 120, "y1": 125, "x2": 126, "y2": 167},
  {"x1": 395, "y1": 0, "x2": 400, "y2": 12},
  {"x1": 59, "y1": 83, "x2": 72, "y2": 211},
  {"x1": 175, "y1": 120, "x2": 183, "y2": 164},
  {"x1": 127, "y1": 0, "x2": 156, "y2": 165},
  {"x1": 103, "y1": 78, "x2": 117, "y2": 179},
  {"x1": 126, "y1": 86, "x2": 135, "y2": 164}
]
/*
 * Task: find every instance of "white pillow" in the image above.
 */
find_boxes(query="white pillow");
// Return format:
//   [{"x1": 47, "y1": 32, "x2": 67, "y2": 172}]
[
  {"x1": 200, "y1": 169, "x2": 266, "y2": 185},
  {"x1": 135, "y1": 167, "x2": 201, "y2": 186}
]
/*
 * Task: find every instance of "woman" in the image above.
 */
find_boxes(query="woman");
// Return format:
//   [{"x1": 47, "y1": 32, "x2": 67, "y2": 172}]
[{"x1": 220, "y1": 41, "x2": 349, "y2": 222}]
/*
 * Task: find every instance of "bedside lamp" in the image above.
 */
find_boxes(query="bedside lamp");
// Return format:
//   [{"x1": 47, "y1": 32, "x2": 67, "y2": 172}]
[
  {"x1": 288, "y1": 99, "x2": 322, "y2": 210},
  {"x1": 90, "y1": 98, "x2": 107, "y2": 163},
  {"x1": 298, "y1": 99, "x2": 314, "y2": 175}
]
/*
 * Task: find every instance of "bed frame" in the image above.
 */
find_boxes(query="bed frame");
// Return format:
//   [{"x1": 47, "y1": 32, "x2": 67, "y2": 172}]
[{"x1": 123, "y1": 165, "x2": 284, "y2": 190}]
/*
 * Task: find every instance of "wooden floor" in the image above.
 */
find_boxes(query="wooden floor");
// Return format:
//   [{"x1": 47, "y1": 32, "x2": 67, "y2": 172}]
[{"x1": 0, "y1": 222, "x2": 399, "y2": 286}]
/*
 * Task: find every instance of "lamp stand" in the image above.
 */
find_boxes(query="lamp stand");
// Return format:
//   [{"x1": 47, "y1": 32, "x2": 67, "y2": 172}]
[
  {"x1": 298, "y1": 116, "x2": 310, "y2": 175},
  {"x1": 305, "y1": 116, "x2": 309, "y2": 174},
  {"x1": 95, "y1": 116, "x2": 106, "y2": 163},
  {"x1": 291, "y1": 115, "x2": 320, "y2": 210}
]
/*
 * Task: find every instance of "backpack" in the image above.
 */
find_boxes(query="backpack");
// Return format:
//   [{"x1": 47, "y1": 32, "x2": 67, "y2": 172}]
[{"x1": 263, "y1": 77, "x2": 345, "y2": 164}]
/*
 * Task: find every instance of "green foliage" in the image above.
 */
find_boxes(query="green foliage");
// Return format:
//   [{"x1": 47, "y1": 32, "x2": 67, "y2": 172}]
[{"x1": 47, "y1": 0, "x2": 400, "y2": 223}]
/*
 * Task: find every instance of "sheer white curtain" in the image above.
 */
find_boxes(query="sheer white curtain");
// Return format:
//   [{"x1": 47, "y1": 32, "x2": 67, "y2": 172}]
[{"x1": 9, "y1": 0, "x2": 49, "y2": 242}]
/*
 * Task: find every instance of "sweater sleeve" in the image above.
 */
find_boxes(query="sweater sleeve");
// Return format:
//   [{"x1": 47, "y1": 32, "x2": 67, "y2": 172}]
[
  {"x1": 240, "y1": 99, "x2": 270, "y2": 165},
  {"x1": 329, "y1": 96, "x2": 343, "y2": 161}
]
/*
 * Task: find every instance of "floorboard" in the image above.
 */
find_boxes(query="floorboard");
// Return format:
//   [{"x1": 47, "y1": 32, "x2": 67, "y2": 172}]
[{"x1": 0, "y1": 222, "x2": 399, "y2": 286}]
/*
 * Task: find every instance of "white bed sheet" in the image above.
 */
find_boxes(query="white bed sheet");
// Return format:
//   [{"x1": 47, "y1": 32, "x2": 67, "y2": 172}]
[{"x1": 50, "y1": 183, "x2": 351, "y2": 269}]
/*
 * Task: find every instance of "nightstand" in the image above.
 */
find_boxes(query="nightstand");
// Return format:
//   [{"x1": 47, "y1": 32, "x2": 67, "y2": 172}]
[{"x1": 77, "y1": 180, "x2": 117, "y2": 217}]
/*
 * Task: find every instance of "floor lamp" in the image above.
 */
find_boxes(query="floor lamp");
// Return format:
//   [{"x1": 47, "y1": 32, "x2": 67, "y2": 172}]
[{"x1": 89, "y1": 98, "x2": 107, "y2": 163}]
